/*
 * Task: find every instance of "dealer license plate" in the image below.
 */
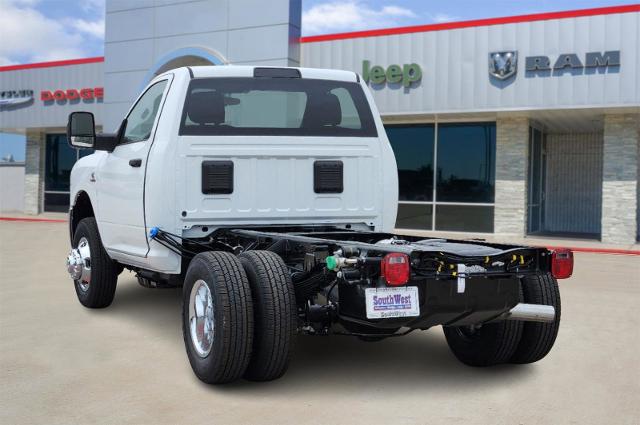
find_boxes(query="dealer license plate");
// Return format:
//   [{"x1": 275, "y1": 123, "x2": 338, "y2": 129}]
[{"x1": 365, "y1": 286, "x2": 420, "y2": 319}]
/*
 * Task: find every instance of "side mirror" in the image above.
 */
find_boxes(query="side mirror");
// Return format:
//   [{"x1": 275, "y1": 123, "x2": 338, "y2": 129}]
[
  {"x1": 67, "y1": 112, "x2": 95, "y2": 148},
  {"x1": 93, "y1": 118, "x2": 126, "y2": 153}
]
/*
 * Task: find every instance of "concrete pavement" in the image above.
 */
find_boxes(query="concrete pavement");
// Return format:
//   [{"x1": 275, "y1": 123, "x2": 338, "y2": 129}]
[{"x1": 1, "y1": 220, "x2": 639, "y2": 424}]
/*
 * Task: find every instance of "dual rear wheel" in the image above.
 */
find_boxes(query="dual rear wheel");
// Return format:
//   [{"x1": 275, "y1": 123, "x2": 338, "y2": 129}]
[
  {"x1": 443, "y1": 273, "x2": 561, "y2": 366},
  {"x1": 182, "y1": 250, "x2": 297, "y2": 384}
]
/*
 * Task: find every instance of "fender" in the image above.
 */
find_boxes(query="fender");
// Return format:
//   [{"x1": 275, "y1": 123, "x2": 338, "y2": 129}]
[{"x1": 69, "y1": 152, "x2": 104, "y2": 240}]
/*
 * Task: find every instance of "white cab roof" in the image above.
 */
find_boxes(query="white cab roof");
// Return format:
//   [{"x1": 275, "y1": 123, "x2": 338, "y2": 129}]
[{"x1": 188, "y1": 65, "x2": 358, "y2": 82}]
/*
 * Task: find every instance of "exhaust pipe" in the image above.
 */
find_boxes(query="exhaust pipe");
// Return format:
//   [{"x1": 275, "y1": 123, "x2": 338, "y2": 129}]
[{"x1": 501, "y1": 303, "x2": 556, "y2": 323}]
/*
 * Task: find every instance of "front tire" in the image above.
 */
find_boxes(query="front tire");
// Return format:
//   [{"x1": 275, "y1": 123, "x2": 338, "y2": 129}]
[
  {"x1": 182, "y1": 251, "x2": 254, "y2": 384},
  {"x1": 239, "y1": 251, "x2": 297, "y2": 381},
  {"x1": 510, "y1": 273, "x2": 561, "y2": 364},
  {"x1": 72, "y1": 217, "x2": 118, "y2": 308}
]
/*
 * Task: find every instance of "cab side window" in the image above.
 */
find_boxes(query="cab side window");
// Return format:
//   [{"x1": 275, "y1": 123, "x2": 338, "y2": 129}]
[{"x1": 123, "y1": 80, "x2": 168, "y2": 143}]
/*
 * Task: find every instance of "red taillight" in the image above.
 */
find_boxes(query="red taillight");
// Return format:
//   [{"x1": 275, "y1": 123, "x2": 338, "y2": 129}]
[
  {"x1": 551, "y1": 249, "x2": 573, "y2": 279},
  {"x1": 381, "y1": 253, "x2": 410, "y2": 286}
]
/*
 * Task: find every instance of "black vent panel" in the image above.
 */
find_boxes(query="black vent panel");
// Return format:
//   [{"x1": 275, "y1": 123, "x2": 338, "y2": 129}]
[
  {"x1": 202, "y1": 161, "x2": 234, "y2": 194},
  {"x1": 314, "y1": 160, "x2": 343, "y2": 194}
]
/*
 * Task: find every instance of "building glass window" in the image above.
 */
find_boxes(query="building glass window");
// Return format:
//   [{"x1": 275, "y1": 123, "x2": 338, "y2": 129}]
[
  {"x1": 396, "y1": 203, "x2": 433, "y2": 230},
  {"x1": 385, "y1": 122, "x2": 496, "y2": 233},
  {"x1": 436, "y1": 123, "x2": 496, "y2": 203},
  {"x1": 45, "y1": 134, "x2": 76, "y2": 192},
  {"x1": 386, "y1": 125, "x2": 434, "y2": 201},
  {"x1": 435, "y1": 205, "x2": 494, "y2": 233},
  {"x1": 44, "y1": 134, "x2": 93, "y2": 212}
]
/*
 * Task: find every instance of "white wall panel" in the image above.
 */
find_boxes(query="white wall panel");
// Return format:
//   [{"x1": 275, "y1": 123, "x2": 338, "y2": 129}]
[
  {"x1": 105, "y1": 8, "x2": 155, "y2": 42},
  {"x1": 154, "y1": 1, "x2": 228, "y2": 37},
  {"x1": 0, "y1": 62, "x2": 104, "y2": 129},
  {"x1": 104, "y1": 39, "x2": 154, "y2": 73},
  {"x1": 302, "y1": 11, "x2": 639, "y2": 115},
  {"x1": 228, "y1": 0, "x2": 293, "y2": 28},
  {"x1": 0, "y1": 165, "x2": 25, "y2": 212},
  {"x1": 152, "y1": 32, "x2": 229, "y2": 60}
]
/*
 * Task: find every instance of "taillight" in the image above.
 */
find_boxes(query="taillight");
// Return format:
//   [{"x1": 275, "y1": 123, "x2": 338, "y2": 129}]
[
  {"x1": 551, "y1": 249, "x2": 573, "y2": 279},
  {"x1": 381, "y1": 253, "x2": 410, "y2": 286}
]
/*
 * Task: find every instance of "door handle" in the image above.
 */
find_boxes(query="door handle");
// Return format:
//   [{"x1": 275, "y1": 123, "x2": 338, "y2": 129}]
[{"x1": 129, "y1": 158, "x2": 142, "y2": 167}]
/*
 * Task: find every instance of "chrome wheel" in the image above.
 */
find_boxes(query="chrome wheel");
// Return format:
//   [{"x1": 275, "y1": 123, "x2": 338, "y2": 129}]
[
  {"x1": 189, "y1": 279, "x2": 215, "y2": 358},
  {"x1": 67, "y1": 237, "x2": 92, "y2": 291}
]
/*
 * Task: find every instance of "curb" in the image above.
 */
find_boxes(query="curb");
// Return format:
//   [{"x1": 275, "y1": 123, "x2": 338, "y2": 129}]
[
  {"x1": 544, "y1": 245, "x2": 640, "y2": 256},
  {"x1": 0, "y1": 216, "x2": 67, "y2": 223}
]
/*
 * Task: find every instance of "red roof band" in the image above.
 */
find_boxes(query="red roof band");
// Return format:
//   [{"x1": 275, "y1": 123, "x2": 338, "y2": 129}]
[
  {"x1": 0, "y1": 56, "x2": 104, "y2": 73},
  {"x1": 300, "y1": 4, "x2": 640, "y2": 43}
]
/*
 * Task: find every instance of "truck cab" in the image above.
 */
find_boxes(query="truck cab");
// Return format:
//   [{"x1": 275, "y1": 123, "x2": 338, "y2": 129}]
[{"x1": 69, "y1": 66, "x2": 398, "y2": 274}]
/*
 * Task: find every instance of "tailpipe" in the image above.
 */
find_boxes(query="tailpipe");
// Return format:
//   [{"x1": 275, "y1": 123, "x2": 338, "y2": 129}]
[{"x1": 501, "y1": 303, "x2": 556, "y2": 323}]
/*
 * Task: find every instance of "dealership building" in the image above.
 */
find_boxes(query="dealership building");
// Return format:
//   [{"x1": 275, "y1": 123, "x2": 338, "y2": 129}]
[{"x1": 0, "y1": 2, "x2": 638, "y2": 244}]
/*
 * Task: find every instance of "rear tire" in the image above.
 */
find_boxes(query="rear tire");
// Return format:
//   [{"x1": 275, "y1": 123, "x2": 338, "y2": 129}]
[
  {"x1": 239, "y1": 251, "x2": 297, "y2": 381},
  {"x1": 72, "y1": 217, "x2": 118, "y2": 308},
  {"x1": 510, "y1": 273, "x2": 561, "y2": 364},
  {"x1": 443, "y1": 320, "x2": 523, "y2": 367},
  {"x1": 182, "y1": 251, "x2": 254, "y2": 384}
]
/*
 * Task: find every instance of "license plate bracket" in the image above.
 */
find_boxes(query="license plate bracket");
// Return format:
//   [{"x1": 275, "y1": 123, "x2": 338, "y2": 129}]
[{"x1": 365, "y1": 286, "x2": 420, "y2": 319}]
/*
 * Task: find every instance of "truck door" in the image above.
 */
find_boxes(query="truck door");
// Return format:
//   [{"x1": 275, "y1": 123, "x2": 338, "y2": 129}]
[{"x1": 96, "y1": 77, "x2": 171, "y2": 258}]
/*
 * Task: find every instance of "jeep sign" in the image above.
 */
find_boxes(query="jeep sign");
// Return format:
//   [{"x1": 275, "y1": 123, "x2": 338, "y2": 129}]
[{"x1": 362, "y1": 60, "x2": 422, "y2": 87}]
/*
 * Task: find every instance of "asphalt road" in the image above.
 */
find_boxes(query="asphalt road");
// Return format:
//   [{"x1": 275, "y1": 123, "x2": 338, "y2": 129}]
[{"x1": 1, "y1": 220, "x2": 639, "y2": 425}]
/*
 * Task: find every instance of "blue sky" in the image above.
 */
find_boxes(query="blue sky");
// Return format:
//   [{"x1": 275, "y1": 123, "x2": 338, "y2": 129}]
[{"x1": 0, "y1": 0, "x2": 636, "y2": 159}]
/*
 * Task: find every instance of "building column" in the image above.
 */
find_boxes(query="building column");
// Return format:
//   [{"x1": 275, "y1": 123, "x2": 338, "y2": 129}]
[
  {"x1": 23, "y1": 130, "x2": 45, "y2": 215},
  {"x1": 601, "y1": 114, "x2": 639, "y2": 245},
  {"x1": 494, "y1": 116, "x2": 529, "y2": 236}
]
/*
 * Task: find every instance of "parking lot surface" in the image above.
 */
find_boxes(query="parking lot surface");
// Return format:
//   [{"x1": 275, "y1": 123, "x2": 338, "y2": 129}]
[{"x1": 1, "y1": 220, "x2": 639, "y2": 425}]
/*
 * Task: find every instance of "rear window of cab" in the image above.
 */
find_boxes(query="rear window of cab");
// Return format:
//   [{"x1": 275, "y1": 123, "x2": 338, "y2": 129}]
[{"x1": 179, "y1": 77, "x2": 378, "y2": 137}]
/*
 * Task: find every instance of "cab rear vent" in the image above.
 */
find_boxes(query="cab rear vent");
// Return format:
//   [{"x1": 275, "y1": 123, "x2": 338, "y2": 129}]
[
  {"x1": 314, "y1": 160, "x2": 343, "y2": 194},
  {"x1": 202, "y1": 161, "x2": 233, "y2": 194}
]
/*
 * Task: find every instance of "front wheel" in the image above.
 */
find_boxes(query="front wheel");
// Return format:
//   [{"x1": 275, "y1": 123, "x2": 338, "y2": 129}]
[{"x1": 67, "y1": 217, "x2": 118, "y2": 308}]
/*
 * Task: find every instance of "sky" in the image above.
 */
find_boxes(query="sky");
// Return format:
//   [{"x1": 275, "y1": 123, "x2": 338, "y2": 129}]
[{"x1": 0, "y1": 0, "x2": 636, "y2": 159}]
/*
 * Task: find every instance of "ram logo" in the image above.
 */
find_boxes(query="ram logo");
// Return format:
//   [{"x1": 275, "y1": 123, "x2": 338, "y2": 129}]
[{"x1": 489, "y1": 51, "x2": 518, "y2": 80}]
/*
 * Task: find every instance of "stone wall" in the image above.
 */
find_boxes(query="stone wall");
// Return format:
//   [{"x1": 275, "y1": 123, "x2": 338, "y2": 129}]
[
  {"x1": 601, "y1": 114, "x2": 639, "y2": 244},
  {"x1": 23, "y1": 130, "x2": 44, "y2": 215},
  {"x1": 494, "y1": 116, "x2": 529, "y2": 236}
]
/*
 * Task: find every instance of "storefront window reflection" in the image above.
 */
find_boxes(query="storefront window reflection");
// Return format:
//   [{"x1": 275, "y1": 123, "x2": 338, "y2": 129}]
[
  {"x1": 386, "y1": 122, "x2": 496, "y2": 232},
  {"x1": 45, "y1": 134, "x2": 93, "y2": 212}
]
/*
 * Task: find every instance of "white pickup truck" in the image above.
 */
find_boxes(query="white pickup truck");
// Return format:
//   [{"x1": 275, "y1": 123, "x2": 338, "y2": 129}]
[{"x1": 65, "y1": 66, "x2": 571, "y2": 384}]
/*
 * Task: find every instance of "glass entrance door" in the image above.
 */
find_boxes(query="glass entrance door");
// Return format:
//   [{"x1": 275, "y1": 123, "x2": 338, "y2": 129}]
[
  {"x1": 44, "y1": 134, "x2": 90, "y2": 212},
  {"x1": 527, "y1": 127, "x2": 546, "y2": 234}
]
